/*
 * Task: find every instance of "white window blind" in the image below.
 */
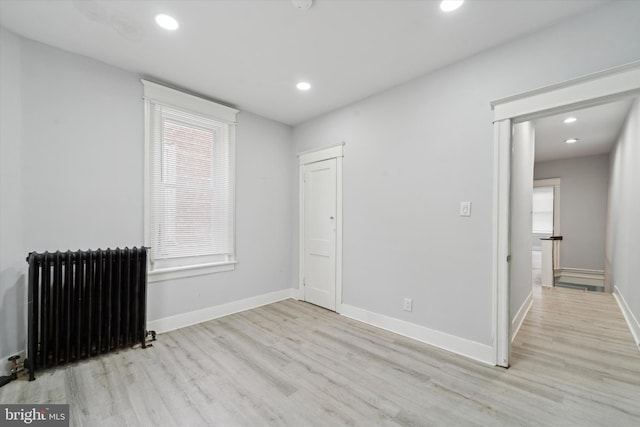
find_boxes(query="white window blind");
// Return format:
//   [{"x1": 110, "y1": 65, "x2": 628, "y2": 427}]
[
  {"x1": 532, "y1": 186, "x2": 554, "y2": 234},
  {"x1": 143, "y1": 80, "x2": 238, "y2": 278}
]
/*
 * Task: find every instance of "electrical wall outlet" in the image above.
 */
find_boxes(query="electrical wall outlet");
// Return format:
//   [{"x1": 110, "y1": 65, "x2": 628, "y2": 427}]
[{"x1": 403, "y1": 298, "x2": 413, "y2": 312}]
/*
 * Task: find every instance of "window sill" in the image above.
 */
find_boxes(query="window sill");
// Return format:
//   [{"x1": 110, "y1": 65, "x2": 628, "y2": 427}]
[{"x1": 149, "y1": 261, "x2": 236, "y2": 283}]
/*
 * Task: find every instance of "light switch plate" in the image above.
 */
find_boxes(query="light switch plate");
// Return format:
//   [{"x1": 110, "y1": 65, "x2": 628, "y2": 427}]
[{"x1": 460, "y1": 201, "x2": 471, "y2": 217}]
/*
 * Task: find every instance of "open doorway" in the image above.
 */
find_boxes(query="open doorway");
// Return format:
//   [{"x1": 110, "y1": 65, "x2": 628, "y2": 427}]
[
  {"x1": 509, "y1": 98, "x2": 636, "y2": 364},
  {"x1": 530, "y1": 100, "x2": 634, "y2": 294},
  {"x1": 490, "y1": 62, "x2": 640, "y2": 367},
  {"x1": 532, "y1": 180, "x2": 559, "y2": 288}
]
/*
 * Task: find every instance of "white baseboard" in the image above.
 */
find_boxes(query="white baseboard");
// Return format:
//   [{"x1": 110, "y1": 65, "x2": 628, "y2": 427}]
[
  {"x1": 613, "y1": 286, "x2": 640, "y2": 351},
  {"x1": 291, "y1": 287, "x2": 303, "y2": 301},
  {"x1": 511, "y1": 291, "x2": 533, "y2": 342},
  {"x1": 340, "y1": 304, "x2": 494, "y2": 365},
  {"x1": 556, "y1": 268, "x2": 604, "y2": 287},
  {"x1": 147, "y1": 288, "x2": 294, "y2": 334}
]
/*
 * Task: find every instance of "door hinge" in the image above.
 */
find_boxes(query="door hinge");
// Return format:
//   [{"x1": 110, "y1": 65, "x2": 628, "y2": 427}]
[
  {"x1": 302, "y1": 278, "x2": 306, "y2": 286},
  {"x1": 507, "y1": 255, "x2": 511, "y2": 263}
]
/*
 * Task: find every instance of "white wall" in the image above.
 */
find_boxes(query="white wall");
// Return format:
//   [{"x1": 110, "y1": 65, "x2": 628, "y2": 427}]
[
  {"x1": 21, "y1": 39, "x2": 144, "y2": 252},
  {"x1": 607, "y1": 98, "x2": 640, "y2": 343},
  {"x1": 510, "y1": 122, "x2": 534, "y2": 324},
  {"x1": 3, "y1": 1, "x2": 640, "y2": 365},
  {"x1": 534, "y1": 154, "x2": 609, "y2": 271},
  {"x1": 0, "y1": 33, "x2": 293, "y2": 354},
  {"x1": 291, "y1": 1, "x2": 640, "y2": 348},
  {"x1": 0, "y1": 28, "x2": 25, "y2": 361}
]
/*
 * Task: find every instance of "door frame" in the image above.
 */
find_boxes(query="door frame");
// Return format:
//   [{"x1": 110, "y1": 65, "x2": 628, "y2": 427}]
[
  {"x1": 491, "y1": 61, "x2": 640, "y2": 367},
  {"x1": 298, "y1": 143, "x2": 344, "y2": 313}
]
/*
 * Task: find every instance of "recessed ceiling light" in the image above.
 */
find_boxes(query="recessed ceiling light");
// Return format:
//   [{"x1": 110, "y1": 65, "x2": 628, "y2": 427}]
[
  {"x1": 563, "y1": 117, "x2": 577, "y2": 124},
  {"x1": 292, "y1": 0, "x2": 313, "y2": 10},
  {"x1": 296, "y1": 82, "x2": 311, "y2": 91},
  {"x1": 565, "y1": 138, "x2": 579, "y2": 144},
  {"x1": 155, "y1": 14, "x2": 179, "y2": 31},
  {"x1": 440, "y1": 0, "x2": 464, "y2": 12}
]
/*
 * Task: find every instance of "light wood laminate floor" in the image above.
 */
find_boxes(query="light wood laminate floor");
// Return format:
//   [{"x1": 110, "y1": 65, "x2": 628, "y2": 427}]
[{"x1": 1, "y1": 287, "x2": 639, "y2": 426}]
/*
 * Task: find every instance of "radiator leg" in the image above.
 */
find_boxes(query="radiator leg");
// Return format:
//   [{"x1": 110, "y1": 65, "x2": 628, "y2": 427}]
[{"x1": 142, "y1": 330, "x2": 156, "y2": 348}]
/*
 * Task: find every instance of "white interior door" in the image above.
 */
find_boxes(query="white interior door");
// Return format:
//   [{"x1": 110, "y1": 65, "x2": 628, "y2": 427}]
[{"x1": 303, "y1": 158, "x2": 337, "y2": 311}]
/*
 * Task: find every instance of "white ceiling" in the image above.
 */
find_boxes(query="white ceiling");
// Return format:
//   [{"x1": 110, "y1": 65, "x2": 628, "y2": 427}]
[
  {"x1": 0, "y1": 0, "x2": 610, "y2": 125},
  {"x1": 533, "y1": 98, "x2": 634, "y2": 163}
]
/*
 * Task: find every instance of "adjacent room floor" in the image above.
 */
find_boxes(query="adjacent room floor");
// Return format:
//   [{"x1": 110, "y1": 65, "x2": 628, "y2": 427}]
[{"x1": 1, "y1": 290, "x2": 639, "y2": 426}]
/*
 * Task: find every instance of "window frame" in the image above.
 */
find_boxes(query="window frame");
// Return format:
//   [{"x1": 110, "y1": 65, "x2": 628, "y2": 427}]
[{"x1": 142, "y1": 80, "x2": 239, "y2": 283}]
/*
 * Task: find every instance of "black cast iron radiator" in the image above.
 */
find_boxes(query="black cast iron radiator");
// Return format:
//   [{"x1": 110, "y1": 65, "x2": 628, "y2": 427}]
[{"x1": 26, "y1": 247, "x2": 154, "y2": 381}]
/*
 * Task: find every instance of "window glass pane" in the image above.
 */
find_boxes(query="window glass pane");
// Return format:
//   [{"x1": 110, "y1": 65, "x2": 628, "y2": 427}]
[
  {"x1": 150, "y1": 103, "x2": 233, "y2": 263},
  {"x1": 532, "y1": 186, "x2": 554, "y2": 234}
]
